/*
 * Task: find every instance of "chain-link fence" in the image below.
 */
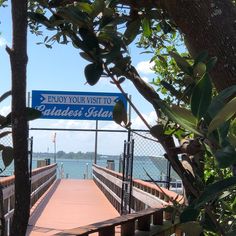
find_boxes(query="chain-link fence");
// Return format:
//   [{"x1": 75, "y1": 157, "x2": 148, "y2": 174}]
[
  {"x1": 131, "y1": 131, "x2": 180, "y2": 185},
  {"x1": 0, "y1": 128, "x2": 14, "y2": 176}
]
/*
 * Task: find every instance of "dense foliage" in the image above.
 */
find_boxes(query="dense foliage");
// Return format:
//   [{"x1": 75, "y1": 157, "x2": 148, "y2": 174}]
[
  {"x1": 1, "y1": 0, "x2": 235, "y2": 235},
  {"x1": 26, "y1": 1, "x2": 236, "y2": 235}
]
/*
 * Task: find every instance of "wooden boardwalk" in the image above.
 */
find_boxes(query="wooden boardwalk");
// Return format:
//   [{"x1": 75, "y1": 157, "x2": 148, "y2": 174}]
[{"x1": 26, "y1": 179, "x2": 119, "y2": 236}]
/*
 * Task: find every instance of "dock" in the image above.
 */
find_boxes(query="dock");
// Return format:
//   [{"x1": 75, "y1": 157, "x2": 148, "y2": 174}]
[
  {"x1": 0, "y1": 164, "x2": 183, "y2": 236},
  {"x1": 27, "y1": 179, "x2": 119, "y2": 235}
]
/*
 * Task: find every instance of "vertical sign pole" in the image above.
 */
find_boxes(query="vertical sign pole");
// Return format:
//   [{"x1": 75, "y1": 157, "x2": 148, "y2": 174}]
[
  {"x1": 128, "y1": 95, "x2": 132, "y2": 125},
  {"x1": 53, "y1": 132, "x2": 57, "y2": 163},
  {"x1": 94, "y1": 120, "x2": 98, "y2": 164}
]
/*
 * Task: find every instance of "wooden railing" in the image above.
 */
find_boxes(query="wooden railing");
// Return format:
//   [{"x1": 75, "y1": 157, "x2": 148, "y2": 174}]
[
  {"x1": 57, "y1": 207, "x2": 182, "y2": 236},
  {"x1": 92, "y1": 164, "x2": 183, "y2": 213},
  {"x1": 0, "y1": 163, "x2": 57, "y2": 236},
  {"x1": 57, "y1": 164, "x2": 183, "y2": 236}
]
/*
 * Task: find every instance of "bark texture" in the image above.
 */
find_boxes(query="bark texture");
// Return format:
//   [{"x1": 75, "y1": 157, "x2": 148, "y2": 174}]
[
  {"x1": 120, "y1": 0, "x2": 236, "y2": 92},
  {"x1": 7, "y1": 0, "x2": 30, "y2": 235},
  {"x1": 161, "y1": 0, "x2": 236, "y2": 92}
]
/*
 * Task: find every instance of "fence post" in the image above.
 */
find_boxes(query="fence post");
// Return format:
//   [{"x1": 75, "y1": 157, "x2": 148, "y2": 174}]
[{"x1": 0, "y1": 185, "x2": 5, "y2": 235}]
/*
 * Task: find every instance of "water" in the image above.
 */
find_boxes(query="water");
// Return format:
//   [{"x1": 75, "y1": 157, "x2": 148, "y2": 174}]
[
  {"x1": 0, "y1": 157, "x2": 177, "y2": 181},
  {"x1": 32, "y1": 157, "x2": 166, "y2": 180},
  {"x1": 50, "y1": 158, "x2": 162, "y2": 180}
]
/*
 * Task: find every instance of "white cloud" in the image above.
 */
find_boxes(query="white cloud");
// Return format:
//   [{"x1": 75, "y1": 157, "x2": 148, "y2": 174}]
[
  {"x1": 0, "y1": 37, "x2": 7, "y2": 47},
  {"x1": 131, "y1": 111, "x2": 157, "y2": 129},
  {"x1": 0, "y1": 105, "x2": 10, "y2": 116},
  {"x1": 141, "y1": 76, "x2": 149, "y2": 83},
  {"x1": 136, "y1": 61, "x2": 155, "y2": 75}
]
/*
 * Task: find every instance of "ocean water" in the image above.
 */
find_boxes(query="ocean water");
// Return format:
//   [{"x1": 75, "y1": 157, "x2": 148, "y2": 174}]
[
  {"x1": 34, "y1": 158, "x2": 163, "y2": 180},
  {"x1": 0, "y1": 157, "x2": 173, "y2": 181}
]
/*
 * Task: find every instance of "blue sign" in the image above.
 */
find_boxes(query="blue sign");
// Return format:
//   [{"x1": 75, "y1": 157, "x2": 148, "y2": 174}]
[{"x1": 31, "y1": 90, "x2": 127, "y2": 121}]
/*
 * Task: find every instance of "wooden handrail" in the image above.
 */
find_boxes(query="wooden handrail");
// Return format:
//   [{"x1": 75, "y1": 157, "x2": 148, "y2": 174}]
[
  {"x1": 84, "y1": 164, "x2": 184, "y2": 236},
  {"x1": 92, "y1": 164, "x2": 183, "y2": 203},
  {"x1": 56, "y1": 208, "x2": 164, "y2": 235},
  {"x1": 92, "y1": 164, "x2": 183, "y2": 211},
  {"x1": 0, "y1": 163, "x2": 57, "y2": 235},
  {"x1": 56, "y1": 207, "x2": 181, "y2": 236},
  {"x1": 0, "y1": 163, "x2": 57, "y2": 187}
]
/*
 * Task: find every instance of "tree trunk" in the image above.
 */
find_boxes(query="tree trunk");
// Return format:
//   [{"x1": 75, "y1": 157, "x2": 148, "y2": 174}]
[
  {"x1": 120, "y1": 0, "x2": 236, "y2": 92},
  {"x1": 161, "y1": 0, "x2": 236, "y2": 92},
  {"x1": 7, "y1": 0, "x2": 30, "y2": 235}
]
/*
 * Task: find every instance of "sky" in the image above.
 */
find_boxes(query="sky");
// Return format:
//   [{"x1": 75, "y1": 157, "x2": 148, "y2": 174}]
[{"x1": 0, "y1": 5, "x2": 159, "y2": 155}]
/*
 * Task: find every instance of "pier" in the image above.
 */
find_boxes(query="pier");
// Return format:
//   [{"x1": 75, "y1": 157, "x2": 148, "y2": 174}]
[{"x1": 0, "y1": 164, "x2": 183, "y2": 236}]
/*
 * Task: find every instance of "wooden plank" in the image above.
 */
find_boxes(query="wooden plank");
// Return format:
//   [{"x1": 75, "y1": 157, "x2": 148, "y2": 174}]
[
  {"x1": 31, "y1": 167, "x2": 56, "y2": 184},
  {"x1": 2, "y1": 185, "x2": 14, "y2": 200},
  {"x1": 30, "y1": 175, "x2": 56, "y2": 199},
  {"x1": 132, "y1": 187, "x2": 166, "y2": 208},
  {"x1": 57, "y1": 208, "x2": 162, "y2": 235},
  {"x1": 93, "y1": 174, "x2": 121, "y2": 204},
  {"x1": 93, "y1": 167, "x2": 122, "y2": 188},
  {"x1": 4, "y1": 209, "x2": 14, "y2": 221}
]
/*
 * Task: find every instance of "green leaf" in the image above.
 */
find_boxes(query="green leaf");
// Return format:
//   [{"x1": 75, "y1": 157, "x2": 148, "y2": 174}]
[
  {"x1": 0, "y1": 144, "x2": 5, "y2": 151},
  {"x1": 79, "y1": 28, "x2": 100, "y2": 52},
  {"x1": 169, "y1": 51, "x2": 192, "y2": 75},
  {"x1": 194, "y1": 50, "x2": 208, "y2": 65},
  {"x1": 0, "y1": 115, "x2": 7, "y2": 125},
  {"x1": 28, "y1": 12, "x2": 53, "y2": 29},
  {"x1": 2, "y1": 146, "x2": 13, "y2": 167},
  {"x1": 160, "y1": 20, "x2": 172, "y2": 34},
  {"x1": 230, "y1": 196, "x2": 236, "y2": 212},
  {"x1": 0, "y1": 90, "x2": 11, "y2": 103},
  {"x1": 0, "y1": 131, "x2": 11, "y2": 139},
  {"x1": 180, "y1": 206, "x2": 200, "y2": 223},
  {"x1": 206, "y1": 56, "x2": 217, "y2": 71},
  {"x1": 172, "y1": 105, "x2": 197, "y2": 124},
  {"x1": 79, "y1": 52, "x2": 95, "y2": 63},
  {"x1": 91, "y1": 0, "x2": 105, "y2": 18},
  {"x1": 142, "y1": 18, "x2": 152, "y2": 37},
  {"x1": 195, "y1": 176, "x2": 236, "y2": 207},
  {"x1": 191, "y1": 73, "x2": 212, "y2": 120},
  {"x1": 2, "y1": 108, "x2": 41, "y2": 127},
  {"x1": 208, "y1": 96, "x2": 236, "y2": 133},
  {"x1": 155, "y1": 100, "x2": 202, "y2": 135},
  {"x1": 150, "y1": 125, "x2": 164, "y2": 139},
  {"x1": 208, "y1": 85, "x2": 236, "y2": 119},
  {"x1": 57, "y1": 6, "x2": 88, "y2": 27},
  {"x1": 84, "y1": 63, "x2": 103, "y2": 86},
  {"x1": 26, "y1": 108, "x2": 42, "y2": 121},
  {"x1": 193, "y1": 62, "x2": 206, "y2": 78},
  {"x1": 124, "y1": 19, "x2": 141, "y2": 45},
  {"x1": 228, "y1": 119, "x2": 236, "y2": 147},
  {"x1": 76, "y1": 2, "x2": 93, "y2": 15},
  {"x1": 179, "y1": 221, "x2": 203, "y2": 236},
  {"x1": 215, "y1": 145, "x2": 236, "y2": 168},
  {"x1": 113, "y1": 100, "x2": 127, "y2": 125},
  {"x1": 226, "y1": 230, "x2": 236, "y2": 236}
]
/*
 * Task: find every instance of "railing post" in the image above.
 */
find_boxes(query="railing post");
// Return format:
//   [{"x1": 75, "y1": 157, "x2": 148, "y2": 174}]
[
  {"x1": 0, "y1": 185, "x2": 5, "y2": 236},
  {"x1": 153, "y1": 209, "x2": 163, "y2": 225},
  {"x1": 99, "y1": 226, "x2": 115, "y2": 236},
  {"x1": 121, "y1": 220, "x2": 135, "y2": 236},
  {"x1": 175, "y1": 227, "x2": 183, "y2": 236},
  {"x1": 7, "y1": 196, "x2": 11, "y2": 235},
  {"x1": 137, "y1": 214, "x2": 151, "y2": 231}
]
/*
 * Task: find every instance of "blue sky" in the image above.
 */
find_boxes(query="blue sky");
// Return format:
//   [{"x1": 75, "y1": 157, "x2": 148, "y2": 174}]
[{"x1": 0, "y1": 5, "x2": 158, "y2": 155}]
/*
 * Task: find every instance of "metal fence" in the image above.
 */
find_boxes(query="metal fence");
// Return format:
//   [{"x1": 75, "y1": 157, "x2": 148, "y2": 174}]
[
  {"x1": 131, "y1": 131, "x2": 180, "y2": 184},
  {"x1": 0, "y1": 128, "x2": 33, "y2": 177},
  {"x1": 0, "y1": 128, "x2": 14, "y2": 176}
]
